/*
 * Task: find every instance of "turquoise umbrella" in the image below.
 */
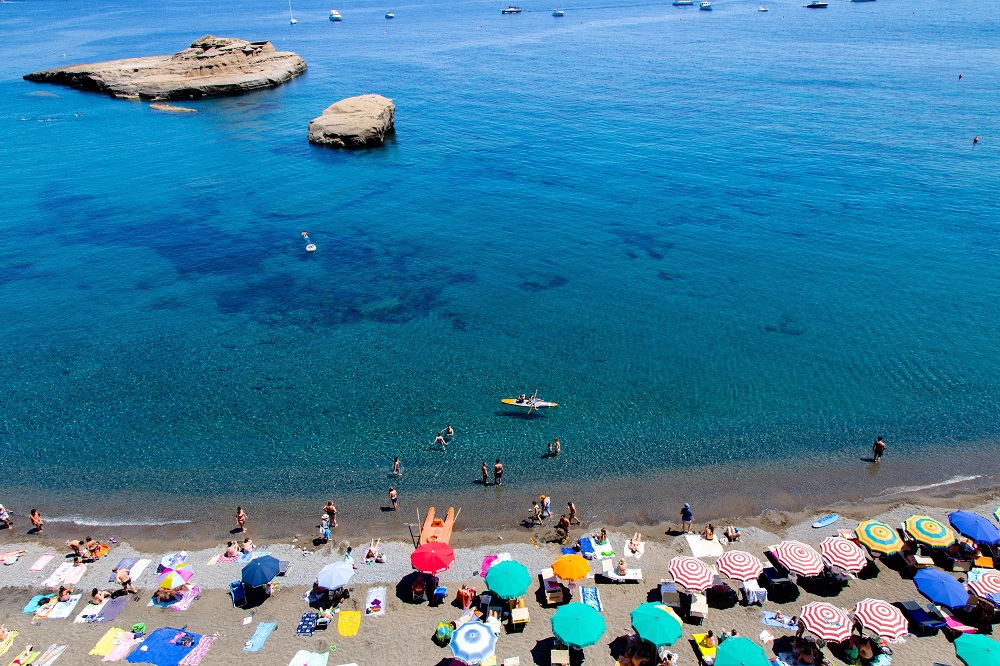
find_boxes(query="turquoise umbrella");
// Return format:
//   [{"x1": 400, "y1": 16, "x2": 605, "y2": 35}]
[
  {"x1": 715, "y1": 637, "x2": 771, "y2": 666},
  {"x1": 630, "y1": 603, "x2": 682, "y2": 647},
  {"x1": 956, "y1": 633, "x2": 1000, "y2": 666},
  {"x1": 484, "y1": 561, "x2": 531, "y2": 599},
  {"x1": 551, "y1": 602, "x2": 606, "y2": 649}
]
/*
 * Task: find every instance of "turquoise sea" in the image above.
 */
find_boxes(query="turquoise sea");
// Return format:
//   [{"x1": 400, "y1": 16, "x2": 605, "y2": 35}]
[{"x1": 1, "y1": 0, "x2": 999, "y2": 527}]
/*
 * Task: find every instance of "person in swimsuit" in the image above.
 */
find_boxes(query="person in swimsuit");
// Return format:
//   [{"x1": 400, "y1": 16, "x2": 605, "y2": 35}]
[
  {"x1": 540, "y1": 495, "x2": 551, "y2": 518},
  {"x1": 242, "y1": 537, "x2": 255, "y2": 554},
  {"x1": 872, "y1": 436, "x2": 886, "y2": 462},
  {"x1": 67, "y1": 540, "x2": 84, "y2": 556},
  {"x1": 224, "y1": 541, "x2": 238, "y2": 558},
  {"x1": 434, "y1": 433, "x2": 447, "y2": 447},
  {"x1": 481, "y1": 462, "x2": 490, "y2": 486},
  {"x1": 553, "y1": 437, "x2": 561, "y2": 455},
  {"x1": 389, "y1": 486, "x2": 398, "y2": 510},
  {"x1": 392, "y1": 457, "x2": 402, "y2": 475},
  {"x1": 568, "y1": 501, "x2": 581, "y2": 524},
  {"x1": 115, "y1": 567, "x2": 138, "y2": 594},
  {"x1": 91, "y1": 588, "x2": 110, "y2": 605},
  {"x1": 0, "y1": 504, "x2": 12, "y2": 529},
  {"x1": 493, "y1": 459, "x2": 504, "y2": 485},
  {"x1": 323, "y1": 500, "x2": 338, "y2": 528},
  {"x1": 58, "y1": 585, "x2": 73, "y2": 602},
  {"x1": 530, "y1": 501, "x2": 542, "y2": 526},
  {"x1": 556, "y1": 514, "x2": 571, "y2": 542},
  {"x1": 236, "y1": 506, "x2": 247, "y2": 533},
  {"x1": 445, "y1": 425, "x2": 454, "y2": 438},
  {"x1": 29, "y1": 509, "x2": 43, "y2": 533},
  {"x1": 85, "y1": 537, "x2": 102, "y2": 560}
]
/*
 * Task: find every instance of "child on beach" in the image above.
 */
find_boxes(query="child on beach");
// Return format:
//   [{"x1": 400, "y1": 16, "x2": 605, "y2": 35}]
[{"x1": 530, "y1": 501, "x2": 542, "y2": 526}]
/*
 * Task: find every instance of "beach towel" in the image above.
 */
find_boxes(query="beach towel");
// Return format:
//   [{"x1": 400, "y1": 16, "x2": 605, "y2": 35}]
[
  {"x1": 0, "y1": 550, "x2": 26, "y2": 565},
  {"x1": 177, "y1": 637, "x2": 215, "y2": 666},
  {"x1": 206, "y1": 553, "x2": 238, "y2": 566},
  {"x1": 34, "y1": 598, "x2": 59, "y2": 619},
  {"x1": 338, "y1": 611, "x2": 361, "y2": 637},
  {"x1": 91, "y1": 629, "x2": 129, "y2": 657},
  {"x1": 0, "y1": 632, "x2": 18, "y2": 658},
  {"x1": 561, "y1": 546, "x2": 575, "y2": 555},
  {"x1": 128, "y1": 559, "x2": 151, "y2": 583},
  {"x1": 759, "y1": 630, "x2": 775, "y2": 644},
  {"x1": 287, "y1": 650, "x2": 329, "y2": 666},
  {"x1": 63, "y1": 564, "x2": 88, "y2": 586},
  {"x1": 95, "y1": 597, "x2": 129, "y2": 624},
  {"x1": 773, "y1": 654, "x2": 794, "y2": 666},
  {"x1": 126, "y1": 627, "x2": 201, "y2": 666},
  {"x1": 109, "y1": 558, "x2": 140, "y2": 582},
  {"x1": 580, "y1": 586, "x2": 603, "y2": 612},
  {"x1": 237, "y1": 551, "x2": 270, "y2": 564},
  {"x1": 365, "y1": 586, "x2": 386, "y2": 616},
  {"x1": 103, "y1": 636, "x2": 140, "y2": 662},
  {"x1": 596, "y1": 541, "x2": 616, "y2": 560},
  {"x1": 29, "y1": 554, "x2": 56, "y2": 573},
  {"x1": 6, "y1": 647, "x2": 39, "y2": 666},
  {"x1": 578, "y1": 537, "x2": 597, "y2": 560},
  {"x1": 871, "y1": 655, "x2": 891, "y2": 666},
  {"x1": 243, "y1": 622, "x2": 276, "y2": 652},
  {"x1": 76, "y1": 599, "x2": 108, "y2": 623},
  {"x1": 761, "y1": 610, "x2": 798, "y2": 630},
  {"x1": 480, "y1": 555, "x2": 499, "y2": 578},
  {"x1": 34, "y1": 644, "x2": 67, "y2": 666},
  {"x1": 685, "y1": 533, "x2": 724, "y2": 558},
  {"x1": 42, "y1": 563, "x2": 74, "y2": 589},
  {"x1": 47, "y1": 594, "x2": 82, "y2": 619},
  {"x1": 297, "y1": 612, "x2": 319, "y2": 637},
  {"x1": 22, "y1": 595, "x2": 49, "y2": 614}
]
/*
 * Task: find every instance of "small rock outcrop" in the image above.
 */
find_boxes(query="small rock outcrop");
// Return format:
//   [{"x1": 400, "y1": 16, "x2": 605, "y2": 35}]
[
  {"x1": 24, "y1": 36, "x2": 306, "y2": 100},
  {"x1": 308, "y1": 94, "x2": 395, "y2": 149},
  {"x1": 150, "y1": 102, "x2": 197, "y2": 113}
]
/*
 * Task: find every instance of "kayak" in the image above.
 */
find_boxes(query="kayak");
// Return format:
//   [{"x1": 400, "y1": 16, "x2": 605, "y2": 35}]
[{"x1": 502, "y1": 398, "x2": 558, "y2": 408}]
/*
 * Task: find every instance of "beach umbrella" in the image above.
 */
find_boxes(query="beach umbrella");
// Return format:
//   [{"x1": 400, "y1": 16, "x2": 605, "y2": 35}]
[
  {"x1": 799, "y1": 602, "x2": 852, "y2": 643},
  {"x1": 630, "y1": 603, "x2": 682, "y2": 647},
  {"x1": 968, "y1": 569, "x2": 1000, "y2": 598},
  {"x1": 551, "y1": 602, "x2": 606, "y2": 649},
  {"x1": 241, "y1": 554, "x2": 280, "y2": 588},
  {"x1": 449, "y1": 621, "x2": 497, "y2": 664},
  {"x1": 158, "y1": 568, "x2": 193, "y2": 590},
  {"x1": 995, "y1": 507, "x2": 1000, "y2": 525},
  {"x1": 950, "y1": 511, "x2": 1000, "y2": 546},
  {"x1": 904, "y1": 514, "x2": 955, "y2": 548},
  {"x1": 668, "y1": 556, "x2": 715, "y2": 592},
  {"x1": 411, "y1": 542, "x2": 455, "y2": 574},
  {"x1": 853, "y1": 599, "x2": 908, "y2": 640},
  {"x1": 315, "y1": 561, "x2": 355, "y2": 590},
  {"x1": 551, "y1": 554, "x2": 590, "y2": 582},
  {"x1": 855, "y1": 520, "x2": 903, "y2": 555},
  {"x1": 717, "y1": 550, "x2": 764, "y2": 582},
  {"x1": 160, "y1": 551, "x2": 188, "y2": 570},
  {"x1": 484, "y1": 560, "x2": 531, "y2": 599},
  {"x1": 820, "y1": 537, "x2": 867, "y2": 573},
  {"x1": 772, "y1": 541, "x2": 824, "y2": 577},
  {"x1": 914, "y1": 569, "x2": 971, "y2": 608},
  {"x1": 956, "y1": 633, "x2": 1000, "y2": 666},
  {"x1": 714, "y1": 636, "x2": 771, "y2": 666}
]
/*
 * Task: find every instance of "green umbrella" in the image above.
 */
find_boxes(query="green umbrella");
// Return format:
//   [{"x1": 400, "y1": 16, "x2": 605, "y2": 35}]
[
  {"x1": 715, "y1": 637, "x2": 771, "y2": 666},
  {"x1": 630, "y1": 603, "x2": 682, "y2": 647},
  {"x1": 551, "y1": 602, "x2": 606, "y2": 649},
  {"x1": 956, "y1": 634, "x2": 1000, "y2": 666},
  {"x1": 484, "y1": 560, "x2": 532, "y2": 599}
]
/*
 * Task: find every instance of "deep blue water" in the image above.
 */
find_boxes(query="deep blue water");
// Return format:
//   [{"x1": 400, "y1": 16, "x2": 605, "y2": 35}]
[{"x1": 1, "y1": 0, "x2": 999, "y2": 518}]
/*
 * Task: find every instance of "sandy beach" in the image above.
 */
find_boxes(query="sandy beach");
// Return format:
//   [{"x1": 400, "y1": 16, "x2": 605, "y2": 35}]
[{"x1": 1, "y1": 489, "x2": 998, "y2": 665}]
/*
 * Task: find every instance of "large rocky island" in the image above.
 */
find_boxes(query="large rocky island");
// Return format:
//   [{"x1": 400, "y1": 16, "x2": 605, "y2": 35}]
[
  {"x1": 24, "y1": 36, "x2": 306, "y2": 100},
  {"x1": 308, "y1": 94, "x2": 395, "y2": 149}
]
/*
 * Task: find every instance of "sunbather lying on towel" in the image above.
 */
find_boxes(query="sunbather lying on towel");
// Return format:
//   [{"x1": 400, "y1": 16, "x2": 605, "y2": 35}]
[{"x1": 627, "y1": 534, "x2": 643, "y2": 555}]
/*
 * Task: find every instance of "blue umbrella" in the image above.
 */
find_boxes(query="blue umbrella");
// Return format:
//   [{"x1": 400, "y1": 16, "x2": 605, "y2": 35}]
[
  {"x1": 914, "y1": 569, "x2": 971, "y2": 609},
  {"x1": 950, "y1": 511, "x2": 1000, "y2": 546},
  {"x1": 450, "y1": 621, "x2": 497, "y2": 664},
  {"x1": 241, "y1": 555, "x2": 280, "y2": 588}
]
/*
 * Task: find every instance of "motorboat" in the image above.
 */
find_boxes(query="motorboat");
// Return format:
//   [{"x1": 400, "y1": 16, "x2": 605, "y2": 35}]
[
  {"x1": 501, "y1": 6, "x2": 523, "y2": 13},
  {"x1": 673, "y1": 0, "x2": 695, "y2": 5},
  {"x1": 700, "y1": 1, "x2": 712, "y2": 9},
  {"x1": 385, "y1": 10, "x2": 394, "y2": 17},
  {"x1": 758, "y1": 5, "x2": 768, "y2": 10},
  {"x1": 329, "y1": 9, "x2": 342, "y2": 20},
  {"x1": 805, "y1": 1, "x2": 828, "y2": 6},
  {"x1": 552, "y1": 8, "x2": 565, "y2": 15}
]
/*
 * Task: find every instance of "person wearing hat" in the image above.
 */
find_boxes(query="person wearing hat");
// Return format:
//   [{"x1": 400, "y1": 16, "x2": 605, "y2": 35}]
[
  {"x1": 680, "y1": 503, "x2": 693, "y2": 533},
  {"x1": 540, "y1": 495, "x2": 551, "y2": 519}
]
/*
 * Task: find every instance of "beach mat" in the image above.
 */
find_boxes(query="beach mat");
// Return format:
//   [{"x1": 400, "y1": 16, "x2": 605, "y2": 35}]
[
  {"x1": 580, "y1": 586, "x2": 603, "y2": 612},
  {"x1": 64, "y1": 564, "x2": 88, "y2": 586},
  {"x1": 47, "y1": 594, "x2": 82, "y2": 619},
  {"x1": 578, "y1": 537, "x2": 596, "y2": 560},
  {"x1": 22, "y1": 595, "x2": 49, "y2": 614},
  {"x1": 6, "y1": 647, "x2": 39, "y2": 666},
  {"x1": 243, "y1": 622, "x2": 276, "y2": 652},
  {"x1": 34, "y1": 644, "x2": 67, "y2": 666},
  {"x1": 91, "y1": 629, "x2": 129, "y2": 657},
  {"x1": 128, "y1": 559, "x2": 151, "y2": 583},
  {"x1": 296, "y1": 612, "x2": 318, "y2": 637},
  {"x1": 480, "y1": 555, "x2": 498, "y2": 578},
  {"x1": 42, "y1": 563, "x2": 74, "y2": 589},
  {"x1": 103, "y1": 636, "x2": 140, "y2": 662},
  {"x1": 685, "y1": 534, "x2": 724, "y2": 558},
  {"x1": 126, "y1": 627, "x2": 201, "y2": 666},
  {"x1": 177, "y1": 637, "x2": 215, "y2": 666},
  {"x1": 288, "y1": 650, "x2": 329, "y2": 666},
  {"x1": 29, "y1": 554, "x2": 56, "y2": 573},
  {"x1": 595, "y1": 541, "x2": 616, "y2": 560},
  {"x1": 237, "y1": 552, "x2": 270, "y2": 564},
  {"x1": 338, "y1": 610, "x2": 361, "y2": 637},
  {"x1": 0, "y1": 632, "x2": 19, "y2": 658},
  {"x1": 761, "y1": 610, "x2": 798, "y2": 630},
  {"x1": 76, "y1": 599, "x2": 108, "y2": 623},
  {"x1": 365, "y1": 587, "x2": 386, "y2": 617},
  {"x1": 94, "y1": 597, "x2": 129, "y2": 624},
  {"x1": 206, "y1": 554, "x2": 238, "y2": 566},
  {"x1": 109, "y1": 558, "x2": 139, "y2": 583}
]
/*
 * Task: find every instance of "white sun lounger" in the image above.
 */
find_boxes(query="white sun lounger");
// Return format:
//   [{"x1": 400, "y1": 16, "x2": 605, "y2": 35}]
[{"x1": 600, "y1": 559, "x2": 642, "y2": 582}]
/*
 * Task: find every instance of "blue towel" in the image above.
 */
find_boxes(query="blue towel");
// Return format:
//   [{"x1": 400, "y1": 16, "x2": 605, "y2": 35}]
[
  {"x1": 761, "y1": 610, "x2": 797, "y2": 629},
  {"x1": 23, "y1": 593, "x2": 50, "y2": 614},
  {"x1": 126, "y1": 627, "x2": 201, "y2": 666},
  {"x1": 561, "y1": 546, "x2": 575, "y2": 555},
  {"x1": 581, "y1": 586, "x2": 603, "y2": 612},
  {"x1": 578, "y1": 538, "x2": 596, "y2": 559},
  {"x1": 244, "y1": 621, "x2": 277, "y2": 652},
  {"x1": 297, "y1": 612, "x2": 318, "y2": 637}
]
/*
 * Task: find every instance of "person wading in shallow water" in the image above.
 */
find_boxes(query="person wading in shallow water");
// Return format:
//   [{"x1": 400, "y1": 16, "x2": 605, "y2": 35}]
[
  {"x1": 481, "y1": 461, "x2": 490, "y2": 486},
  {"x1": 872, "y1": 436, "x2": 886, "y2": 462}
]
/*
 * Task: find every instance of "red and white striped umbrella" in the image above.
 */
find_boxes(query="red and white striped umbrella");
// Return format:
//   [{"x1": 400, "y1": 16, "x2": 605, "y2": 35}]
[
  {"x1": 667, "y1": 556, "x2": 715, "y2": 592},
  {"x1": 800, "y1": 602, "x2": 852, "y2": 643},
  {"x1": 968, "y1": 569, "x2": 1000, "y2": 598},
  {"x1": 853, "y1": 599, "x2": 908, "y2": 640},
  {"x1": 772, "y1": 540, "x2": 825, "y2": 577},
  {"x1": 821, "y1": 537, "x2": 867, "y2": 573},
  {"x1": 717, "y1": 550, "x2": 764, "y2": 582}
]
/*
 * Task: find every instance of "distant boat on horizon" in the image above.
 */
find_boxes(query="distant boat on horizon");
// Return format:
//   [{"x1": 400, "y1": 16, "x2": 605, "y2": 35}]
[
  {"x1": 673, "y1": 0, "x2": 695, "y2": 5},
  {"x1": 805, "y1": 0, "x2": 829, "y2": 6},
  {"x1": 700, "y1": 0, "x2": 712, "y2": 9},
  {"x1": 758, "y1": 5, "x2": 768, "y2": 10},
  {"x1": 385, "y1": 10, "x2": 394, "y2": 18},
  {"x1": 288, "y1": 0, "x2": 298, "y2": 23},
  {"x1": 329, "y1": 9, "x2": 343, "y2": 20},
  {"x1": 501, "y1": 5, "x2": 523, "y2": 13},
  {"x1": 552, "y1": 8, "x2": 565, "y2": 15}
]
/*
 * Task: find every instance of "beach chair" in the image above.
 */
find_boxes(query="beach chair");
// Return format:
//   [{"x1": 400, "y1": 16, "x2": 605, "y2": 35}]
[
  {"x1": 510, "y1": 606, "x2": 529, "y2": 629},
  {"x1": 936, "y1": 606, "x2": 977, "y2": 638},
  {"x1": 433, "y1": 586, "x2": 447, "y2": 605},
  {"x1": 600, "y1": 559, "x2": 642, "y2": 582},
  {"x1": 551, "y1": 649, "x2": 571, "y2": 665},
  {"x1": 897, "y1": 600, "x2": 945, "y2": 636},
  {"x1": 541, "y1": 569, "x2": 564, "y2": 605},
  {"x1": 229, "y1": 581, "x2": 248, "y2": 608},
  {"x1": 277, "y1": 560, "x2": 290, "y2": 576},
  {"x1": 689, "y1": 592, "x2": 709, "y2": 624},
  {"x1": 691, "y1": 633, "x2": 717, "y2": 664},
  {"x1": 479, "y1": 593, "x2": 493, "y2": 613},
  {"x1": 659, "y1": 579, "x2": 681, "y2": 609},
  {"x1": 741, "y1": 578, "x2": 767, "y2": 605},
  {"x1": 761, "y1": 567, "x2": 794, "y2": 593}
]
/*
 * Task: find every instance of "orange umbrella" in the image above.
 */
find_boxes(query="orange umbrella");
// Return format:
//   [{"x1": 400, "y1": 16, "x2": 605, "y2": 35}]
[{"x1": 552, "y1": 554, "x2": 590, "y2": 581}]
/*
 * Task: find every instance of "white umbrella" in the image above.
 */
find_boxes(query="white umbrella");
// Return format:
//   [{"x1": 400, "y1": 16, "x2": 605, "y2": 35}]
[
  {"x1": 316, "y1": 561, "x2": 355, "y2": 590},
  {"x1": 450, "y1": 621, "x2": 497, "y2": 664}
]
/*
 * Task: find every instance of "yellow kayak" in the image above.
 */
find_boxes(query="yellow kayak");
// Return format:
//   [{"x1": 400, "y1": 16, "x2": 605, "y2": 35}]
[{"x1": 502, "y1": 398, "x2": 557, "y2": 408}]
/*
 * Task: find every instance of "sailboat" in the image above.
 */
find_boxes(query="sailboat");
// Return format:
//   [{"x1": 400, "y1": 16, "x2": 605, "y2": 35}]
[{"x1": 287, "y1": 0, "x2": 298, "y2": 23}]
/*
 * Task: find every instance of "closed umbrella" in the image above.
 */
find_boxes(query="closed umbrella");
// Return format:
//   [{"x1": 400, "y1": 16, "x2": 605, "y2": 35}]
[
  {"x1": 668, "y1": 556, "x2": 715, "y2": 592},
  {"x1": 630, "y1": 603, "x2": 682, "y2": 647},
  {"x1": 449, "y1": 621, "x2": 497, "y2": 664},
  {"x1": 411, "y1": 542, "x2": 455, "y2": 574},
  {"x1": 551, "y1": 554, "x2": 590, "y2": 582},
  {"x1": 717, "y1": 551, "x2": 764, "y2": 582},
  {"x1": 158, "y1": 568, "x2": 193, "y2": 590},
  {"x1": 950, "y1": 511, "x2": 1000, "y2": 546},
  {"x1": 316, "y1": 561, "x2": 355, "y2": 590},
  {"x1": 551, "y1": 602, "x2": 606, "y2": 649},
  {"x1": 485, "y1": 561, "x2": 531, "y2": 599},
  {"x1": 855, "y1": 521, "x2": 903, "y2": 555},
  {"x1": 956, "y1": 633, "x2": 1000, "y2": 666},
  {"x1": 241, "y1": 555, "x2": 280, "y2": 588},
  {"x1": 914, "y1": 569, "x2": 971, "y2": 608},
  {"x1": 853, "y1": 599, "x2": 908, "y2": 640},
  {"x1": 715, "y1": 636, "x2": 771, "y2": 666},
  {"x1": 799, "y1": 602, "x2": 852, "y2": 643},
  {"x1": 904, "y1": 515, "x2": 955, "y2": 548},
  {"x1": 772, "y1": 541, "x2": 824, "y2": 577},
  {"x1": 820, "y1": 537, "x2": 867, "y2": 573}
]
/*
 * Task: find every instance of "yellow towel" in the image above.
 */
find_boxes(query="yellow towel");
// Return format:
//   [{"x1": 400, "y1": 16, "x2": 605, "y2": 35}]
[
  {"x1": 89, "y1": 628, "x2": 126, "y2": 656},
  {"x1": 338, "y1": 610, "x2": 361, "y2": 637},
  {"x1": 0, "y1": 633, "x2": 18, "y2": 657},
  {"x1": 7, "y1": 648, "x2": 39, "y2": 666}
]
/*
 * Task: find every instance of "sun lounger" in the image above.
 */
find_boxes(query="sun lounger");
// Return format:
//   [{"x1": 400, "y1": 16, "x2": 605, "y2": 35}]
[
  {"x1": 510, "y1": 606, "x2": 529, "y2": 626},
  {"x1": 692, "y1": 633, "x2": 717, "y2": 664},
  {"x1": 898, "y1": 600, "x2": 945, "y2": 636},
  {"x1": 689, "y1": 593, "x2": 709, "y2": 624},
  {"x1": 230, "y1": 581, "x2": 248, "y2": 609},
  {"x1": 551, "y1": 650, "x2": 570, "y2": 665},
  {"x1": 936, "y1": 606, "x2": 977, "y2": 637},
  {"x1": 541, "y1": 569, "x2": 564, "y2": 605},
  {"x1": 659, "y1": 579, "x2": 682, "y2": 609},
  {"x1": 761, "y1": 567, "x2": 795, "y2": 594},
  {"x1": 741, "y1": 579, "x2": 767, "y2": 605},
  {"x1": 600, "y1": 559, "x2": 642, "y2": 582}
]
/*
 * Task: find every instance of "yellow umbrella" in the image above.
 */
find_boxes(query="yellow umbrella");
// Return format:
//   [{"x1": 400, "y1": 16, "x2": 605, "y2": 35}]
[
  {"x1": 904, "y1": 514, "x2": 955, "y2": 548},
  {"x1": 552, "y1": 554, "x2": 590, "y2": 582},
  {"x1": 856, "y1": 520, "x2": 904, "y2": 555}
]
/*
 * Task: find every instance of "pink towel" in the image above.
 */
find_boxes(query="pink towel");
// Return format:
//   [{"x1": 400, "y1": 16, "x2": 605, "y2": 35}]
[
  {"x1": 179, "y1": 636, "x2": 216, "y2": 665},
  {"x1": 102, "y1": 635, "x2": 139, "y2": 662},
  {"x1": 208, "y1": 553, "x2": 238, "y2": 565},
  {"x1": 29, "y1": 554, "x2": 56, "y2": 572},
  {"x1": 480, "y1": 555, "x2": 498, "y2": 578},
  {"x1": 64, "y1": 564, "x2": 88, "y2": 585},
  {"x1": 170, "y1": 587, "x2": 201, "y2": 611}
]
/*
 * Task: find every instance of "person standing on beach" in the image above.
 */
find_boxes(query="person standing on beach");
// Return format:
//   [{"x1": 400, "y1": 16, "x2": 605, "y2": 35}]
[
  {"x1": 114, "y1": 567, "x2": 138, "y2": 595},
  {"x1": 389, "y1": 486, "x2": 398, "y2": 510},
  {"x1": 530, "y1": 501, "x2": 542, "y2": 526},
  {"x1": 872, "y1": 436, "x2": 886, "y2": 462},
  {"x1": 540, "y1": 495, "x2": 551, "y2": 519},
  {"x1": 235, "y1": 506, "x2": 247, "y2": 533},
  {"x1": 681, "y1": 503, "x2": 693, "y2": 533},
  {"x1": 0, "y1": 504, "x2": 12, "y2": 529},
  {"x1": 494, "y1": 459, "x2": 504, "y2": 486},
  {"x1": 29, "y1": 509, "x2": 43, "y2": 533},
  {"x1": 481, "y1": 461, "x2": 490, "y2": 486},
  {"x1": 323, "y1": 500, "x2": 338, "y2": 528},
  {"x1": 568, "y1": 501, "x2": 581, "y2": 525}
]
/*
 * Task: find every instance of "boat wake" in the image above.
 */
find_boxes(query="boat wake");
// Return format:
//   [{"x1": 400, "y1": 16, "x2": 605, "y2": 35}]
[
  {"x1": 875, "y1": 474, "x2": 983, "y2": 498},
  {"x1": 46, "y1": 515, "x2": 193, "y2": 527}
]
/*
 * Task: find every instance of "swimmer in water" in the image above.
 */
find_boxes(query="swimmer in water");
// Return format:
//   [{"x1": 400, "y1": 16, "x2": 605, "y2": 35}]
[
  {"x1": 392, "y1": 457, "x2": 401, "y2": 476},
  {"x1": 974, "y1": 136, "x2": 979, "y2": 145},
  {"x1": 301, "y1": 231, "x2": 309, "y2": 239},
  {"x1": 445, "y1": 424, "x2": 454, "y2": 438},
  {"x1": 434, "y1": 433, "x2": 447, "y2": 448}
]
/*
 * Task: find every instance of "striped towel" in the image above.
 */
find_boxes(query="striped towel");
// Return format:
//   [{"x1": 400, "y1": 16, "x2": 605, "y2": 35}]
[
  {"x1": 29, "y1": 554, "x2": 56, "y2": 573},
  {"x1": 207, "y1": 553, "x2": 239, "y2": 566},
  {"x1": 178, "y1": 637, "x2": 216, "y2": 666},
  {"x1": 0, "y1": 631, "x2": 19, "y2": 657}
]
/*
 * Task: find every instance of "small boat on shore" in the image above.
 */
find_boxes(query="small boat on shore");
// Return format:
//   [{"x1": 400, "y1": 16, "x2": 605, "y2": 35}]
[
  {"x1": 805, "y1": 1, "x2": 828, "y2": 6},
  {"x1": 552, "y1": 8, "x2": 565, "y2": 15},
  {"x1": 501, "y1": 6, "x2": 523, "y2": 13},
  {"x1": 329, "y1": 9, "x2": 343, "y2": 20},
  {"x1": 420, "y1": 507, "x2": 456, "y2": 544},
  {"x1": 700, "y1": 1, "x2": 712, "y2": 9},
  {"x1": 385, "y1": 10, "x2": 394, "y2": 18}
]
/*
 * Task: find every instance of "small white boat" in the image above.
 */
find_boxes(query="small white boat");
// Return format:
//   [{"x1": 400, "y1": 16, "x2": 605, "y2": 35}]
[
  {"x1": 700, "y1": 1, "x2": 712, "y2": 9},
  {"x1": 673, "y1": 0, "x2": 695, "y2": 5},
  {"x1": 288, "y1": 0, "x2": 298, "y2": 23},
  {"x1": 805, "y1": 1, "x2": 828, "y2": 6},
  {"x1": 501, "y1": 5, "x2": 523, "y2": 13},
  {"x1": 329, "y1": 9, "x2": 343, "y2": 20},
  {"x1": 758, "y1": 5, "x2": 768, "y2": 10},
  {"x1": 385, "y1": 10, "x2": 394, "y2": 17},
  {"x1": 502, "y1": 396, "x2": 558, "y2": 410},
  {"x1": 552, "y1": 8, "x2": 565, "y2": 15}
]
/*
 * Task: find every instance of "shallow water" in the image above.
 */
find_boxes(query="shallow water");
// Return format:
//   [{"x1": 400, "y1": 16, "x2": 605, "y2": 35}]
[{"x1": 1, "y1": 0, "x2": 999, "y2": 521}]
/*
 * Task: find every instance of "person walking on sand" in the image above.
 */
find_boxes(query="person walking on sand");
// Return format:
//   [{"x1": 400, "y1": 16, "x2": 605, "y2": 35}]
[
  {"x1": 681, "y1": 503, "x2": 694, "y2": 533},
  {"x1": 235, "y1": 506, "x2": 247, "y2": 533},
  {"x1": 872, "y1": 436, "x2": 886, "y2": 462},
  {"x1": 530, "y1": 501, "x2": 542, "y2": 526},
  {"x1": 540, "y1": 494, "x2": 551, "y2": 519},
  {"x1": 29, "y1": 509, "x2": 43, "y2": 533},
  {"x1": 481, "y1": 461, "x2": 490, "y2": 486},
  {"x1": 493, "y1": 459, "x2": 504, "y2": 486},
  {"x1": 323, "y1": 500, "x2": 338, "y2": 528},
  {"x1": 389, "y1": 486, "x2": 398, "y2": 510},
  {"x1": 568, "y1": 501, "x2": 581, "y2": 525}
]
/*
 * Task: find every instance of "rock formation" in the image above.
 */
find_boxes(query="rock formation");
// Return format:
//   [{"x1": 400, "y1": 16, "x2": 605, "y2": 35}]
[
  {"x1": 24, "y1": 36, "x2": 306, "y2": 100},
  {"x1": 150, "y1": 102, "x2": 197, "y2": 113},
  {"x1": 308, "y1": 94, "x2": 395, "y2": 149}
]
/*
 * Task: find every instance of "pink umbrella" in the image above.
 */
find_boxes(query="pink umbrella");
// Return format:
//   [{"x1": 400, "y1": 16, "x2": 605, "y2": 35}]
[
  {"x1": 667, "y1": 556, "x2": 714, "y2": 592},
  {"x1": 968, "y1": 569, "x2": 1000, "y2": 598},
  {"x1": 716, "y1": 550, "x2": 764, "y2": 582},
  {"x1": 820, "y1": 537, "x2": 867, "y2": 574},
  {"x1": 853, "y1": 599, "x2": 908, "y2": 640},
  {"x1": 772, "y1": 541, "x2": 824, "y2": 577},
  {"x1": 800, "y1": 602, "x2": 852, "y2": 643}
]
